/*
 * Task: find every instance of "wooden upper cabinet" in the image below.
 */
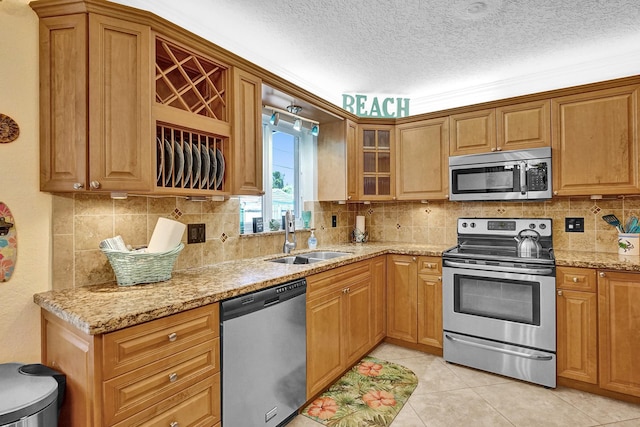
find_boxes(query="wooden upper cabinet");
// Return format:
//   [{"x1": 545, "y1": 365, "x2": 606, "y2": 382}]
[
  {"x1": 39, "y1": 13, "x2": 152, "y2": 193},
  {"x1": 89, "y1": 14, "x2": 152, "y2": 192},
  {"x1": 449, "y1": 108, "x2": 496, "y2": 156},
  {"x1": 496, "y1": 100, "x2": 550, "y2": 151},
  {"x1": 358, "y1": 125, "x2": 395, "y2": 200},
  {"x1": 450, "y1": 101, "x2": 550, "y2": 157},
  {"x1": 396, "y1": 117, "x2": 449, "y2": 200},
  {"x1": 317, "y1": 119, "x2": 357, "y2": 201},
  {"x1": 552, "y1": 85, "x2": 640, "y2": 196},
  {"x1": 231, "y1": 68, "x2": 263, "y2": 195}
]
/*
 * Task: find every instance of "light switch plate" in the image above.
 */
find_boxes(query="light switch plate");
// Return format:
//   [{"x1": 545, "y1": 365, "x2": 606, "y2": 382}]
[
  {"x1": 565, "y1": 217, "x2": 584, "y2": 233},
  {"x1": 188, "y1": 223, "x2": 206, "y2": 243}
]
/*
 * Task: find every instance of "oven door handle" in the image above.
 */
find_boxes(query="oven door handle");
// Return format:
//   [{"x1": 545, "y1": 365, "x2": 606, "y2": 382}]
[
  {"x1": 445, "y1": 334, "x2": 553, "y2": 361},
  {"x1": 443, "y1": 259, "x2": 554, "y2": 276}
]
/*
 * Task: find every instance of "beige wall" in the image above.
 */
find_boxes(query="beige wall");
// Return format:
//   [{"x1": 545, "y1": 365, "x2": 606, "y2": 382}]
[{"x1": 0, "y1": 2, "x2": 51, "y2": 363}]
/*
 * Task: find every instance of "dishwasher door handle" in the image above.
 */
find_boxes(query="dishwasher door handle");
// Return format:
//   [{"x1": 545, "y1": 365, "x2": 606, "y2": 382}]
[{"x1": 263, "y1": 296, "x2": 280, "y2": 307}]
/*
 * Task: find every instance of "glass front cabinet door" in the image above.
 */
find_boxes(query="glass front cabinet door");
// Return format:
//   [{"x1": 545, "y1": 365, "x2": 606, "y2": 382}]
[{"x1": 359, "y1": 125, "x2": 395, "y2": 200}]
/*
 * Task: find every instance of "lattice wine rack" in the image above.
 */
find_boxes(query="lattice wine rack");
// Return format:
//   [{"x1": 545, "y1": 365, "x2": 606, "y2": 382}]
[
  {"x1": 155, "y1": 38, "x2": 228, "y2": 121},
  {"x1": 156, "y1": 125, "x2": 227, "y2": 192}
]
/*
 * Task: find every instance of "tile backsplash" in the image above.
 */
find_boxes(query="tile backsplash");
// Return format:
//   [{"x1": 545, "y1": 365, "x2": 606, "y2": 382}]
[{"x1": 52, "y1": 193, "x2": 635, "y2": 289}]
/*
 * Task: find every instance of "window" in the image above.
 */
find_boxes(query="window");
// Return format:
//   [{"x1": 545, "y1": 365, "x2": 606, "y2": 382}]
[{"x1": 240, "y1": 116, "x2": 315, "y2": 233}]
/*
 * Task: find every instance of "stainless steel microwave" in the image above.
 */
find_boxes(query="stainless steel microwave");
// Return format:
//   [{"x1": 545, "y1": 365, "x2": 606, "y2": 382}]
[{"x1": 449, "y1": 147, "x2": 552, "y2": 201}]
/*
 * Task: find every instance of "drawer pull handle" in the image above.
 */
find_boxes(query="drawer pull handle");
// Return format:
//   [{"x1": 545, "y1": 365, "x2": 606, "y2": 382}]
[
  {"x1": 168, "y1": 332, "x2": 177, "y2": 342},
  {"x1": 170, "y1": 423, "x2": 179, "y2": 427},
  {"x1": 572, "y1": 277, "x2": 579, "y2": 283},
  {"x1": 169, "y1": 372, "x2": 178, "y2": 382}
]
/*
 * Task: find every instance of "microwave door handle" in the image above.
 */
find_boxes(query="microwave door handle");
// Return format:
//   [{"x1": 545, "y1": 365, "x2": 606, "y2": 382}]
[
  {"x1": 520, "y1": 161, "x2": 527, "y2": 195},
  {"x1": 445, "y1": 334, "x2": 553, "y2": 361},
  {"x1": 443, "y1": 259, "x2": 554, "y2": 275}
]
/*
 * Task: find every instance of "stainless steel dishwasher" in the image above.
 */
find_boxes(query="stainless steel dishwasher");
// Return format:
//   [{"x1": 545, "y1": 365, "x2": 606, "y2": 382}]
[{"x1": 221, "y1": 278, "x2": 306, "y2": 426}]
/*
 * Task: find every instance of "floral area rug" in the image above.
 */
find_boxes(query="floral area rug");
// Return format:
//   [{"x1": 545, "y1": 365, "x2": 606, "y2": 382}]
[{"x1": 302, "y1": 356, "x2": 418, "y2": 427}]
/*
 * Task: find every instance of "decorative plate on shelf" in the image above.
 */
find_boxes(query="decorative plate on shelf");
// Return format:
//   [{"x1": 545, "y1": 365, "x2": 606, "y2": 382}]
[
  {"x1": 216, "y1": 148, "x2": 225, "y2": 190},
  {"x1": 0, "y1": 114, "x2": 19, "y2": 143},
  {"x1": 183, "y1": 142, "x2": 192, "y2": 187},
  {"x1": 173, "y1": 139, "x2": 184, "y2": 187},
  {"x1": 192, "y1": 142, "x2": 201, "y2": 186},
  {"x1": 208, "y1": 147, "x2": 217, "y2": 189},
  {"x1": 200, "y1": 145, "x2": 210, "y2": 189},
  {"x1": 156, "y1": 137, "x2": 163, "y2": 185},
  {"x1": 164, "y1": 139, "x2": 173, "y2": 186}
]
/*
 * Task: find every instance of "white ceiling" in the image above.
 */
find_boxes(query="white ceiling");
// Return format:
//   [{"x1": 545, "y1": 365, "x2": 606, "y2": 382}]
[{"x1": 113, "y1": 0, "x2": 640, "y2": 115}]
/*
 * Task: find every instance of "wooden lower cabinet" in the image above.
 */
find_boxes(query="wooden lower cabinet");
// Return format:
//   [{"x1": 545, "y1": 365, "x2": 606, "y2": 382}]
[
  {"x1": 387, "y1": 255, "x2": 442, "y2": 351},
  {"x1": 306, "y1": 257, "x2": 386, "y2": 398},
  {"x1": 598, "y1": 270, "x2": 640, "y2": 397},
  {"x1": 556, "y1": 267, "x2": 598, "y2": 384},
  {"x1": 41, "y1": 304, "x2": 221, "y2": 427}
]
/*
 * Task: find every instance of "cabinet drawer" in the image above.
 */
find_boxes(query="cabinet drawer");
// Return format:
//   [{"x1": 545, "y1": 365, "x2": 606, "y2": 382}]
[
  {"x1": 557, "y1": 267, "x2": 596, "y2": 292},
  {"x1": 103, "y1": 339, "x2": 219, "y2": 425},
  {"x1": 307, "y1": 259, "x2": 370, "y2": 299},
  {"x1": 417, "y1": 257, "x2": 441, "y2": 275},
  {"x1": 103, "y1": 304, "x2": 219, "y2": 379},
  {"x1": 113, "y1": 373, "x2": 221, "y2": 427}
]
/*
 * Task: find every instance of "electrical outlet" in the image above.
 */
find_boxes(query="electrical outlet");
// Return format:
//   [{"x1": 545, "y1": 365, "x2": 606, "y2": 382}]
[
  {"x1": 565, "y1": 217, "x2": 584, "y2": 233},
  {"x1": 187, "y1": 223, "x2": 206, "y2": 243},
  {"x1": 332, "y1": 215, "x2": 337, "y2": 227}
]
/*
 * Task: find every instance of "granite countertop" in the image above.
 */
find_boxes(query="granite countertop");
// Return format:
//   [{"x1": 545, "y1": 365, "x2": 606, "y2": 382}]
[
  {"x1": 554, "y1": 249, "x2": 640, "y2": 271},
  {"x1": 34, "y1": 243, "x2": 448, "y2": 335},
  {"x1": 34, "y1": 242, "x2": 640, "y2": 336}
]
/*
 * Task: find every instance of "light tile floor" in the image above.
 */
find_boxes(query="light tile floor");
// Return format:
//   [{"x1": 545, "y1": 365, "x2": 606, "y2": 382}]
[{"x1": 290, "y1": 343, "x2": 640, "y2": 427}]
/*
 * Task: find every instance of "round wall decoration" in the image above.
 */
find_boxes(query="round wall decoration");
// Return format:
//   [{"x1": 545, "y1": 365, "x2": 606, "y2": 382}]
[{"x1": 0, "y1": 114, "x2": 20, "y2": 143}]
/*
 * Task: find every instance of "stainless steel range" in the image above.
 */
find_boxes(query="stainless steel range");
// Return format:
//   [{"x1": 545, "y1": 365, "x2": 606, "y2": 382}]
[{"x1": 442, "y1": 218, "x2": 556, "y2": 388}]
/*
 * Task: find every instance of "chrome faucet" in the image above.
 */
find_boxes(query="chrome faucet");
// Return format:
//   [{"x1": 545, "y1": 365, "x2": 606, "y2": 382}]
[{"x1": 283, "y1": 210, "x2": 297, "y2": 253}]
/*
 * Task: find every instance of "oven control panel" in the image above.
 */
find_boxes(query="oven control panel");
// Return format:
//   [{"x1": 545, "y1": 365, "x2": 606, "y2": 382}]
[{"x1": 458, "y1": 218, "x2": 552, "y2": 237}]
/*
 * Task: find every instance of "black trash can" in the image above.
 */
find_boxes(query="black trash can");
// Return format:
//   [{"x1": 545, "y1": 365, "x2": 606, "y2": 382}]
[{"x1": 0, "y1": 363, "x2": 66, "y2": 427}]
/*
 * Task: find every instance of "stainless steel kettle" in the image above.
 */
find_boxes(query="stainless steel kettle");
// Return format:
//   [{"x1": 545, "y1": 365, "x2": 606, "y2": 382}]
[{"x1": 514, "y1": 229, "x2": 542, "y2": 258}]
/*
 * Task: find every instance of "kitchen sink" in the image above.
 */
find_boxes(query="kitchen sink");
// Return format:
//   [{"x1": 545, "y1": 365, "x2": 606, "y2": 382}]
[
  {"x1": 269, "y1": 256, "x2": 317, "y2": 264},
  {"x1": 267, "y1": 251, "x2": 351, "y2": 264},
  {"x1": 304, "y1": 251, "x2": 351, "y2": 260}
]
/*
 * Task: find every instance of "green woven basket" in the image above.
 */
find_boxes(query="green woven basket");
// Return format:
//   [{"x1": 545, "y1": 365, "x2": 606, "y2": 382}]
[{"x1": 101, "y1": 243, "x2": 184, "y2": 286}]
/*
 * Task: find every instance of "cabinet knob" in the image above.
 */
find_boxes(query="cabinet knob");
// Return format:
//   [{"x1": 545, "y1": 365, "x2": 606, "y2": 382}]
[
  {"x1": 557, "y1": 290, "x2": 563, "y2": 296},
  {"x1": 438, "y1": 276, "x2": 442, "y2": 281},
  {"x1": 168, "y1": 332, "x2": 177, "y2": 342},
  {"x1": 90, "y1": 180, "x2": 101, "y2": 189},
  {"x1": 412, "y1": 257, "x2": 417, "y2": 262},
  {"x1": 73, "y1": 182, "x2": 84, "y2": 190},
  {"x1": 169, "y1": 372, "x2": 178, "y2": 382},
  {"x1": 599, "y1": 272, "x2": 606, "y2": 278},
  {"x1": 572, "y1": 277, "x2": 579, "y2": 283},
  {"x1": 170, "y1": 422, "x2": 179, "y2": 427},
  {"x1": 553, "y1": 191, "x2": 558, "y2": 195},
  {"x1": 496, "y1": 147, "x2": 502, "y2": 151},
  {"x1": 343, "y1": 287, "x2": 350, "y2": 294},
  {"x1": 491, "y1": 148, "x2": 496, "y2": 152},
  {"x1": 347, "y1": 196, "x2": 352, "y2": 200}
]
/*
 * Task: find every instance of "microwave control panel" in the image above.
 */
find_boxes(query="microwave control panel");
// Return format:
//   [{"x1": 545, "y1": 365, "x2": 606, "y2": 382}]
[{"x1": 527, "y1": 163, "x2": 548, "y2": 191}]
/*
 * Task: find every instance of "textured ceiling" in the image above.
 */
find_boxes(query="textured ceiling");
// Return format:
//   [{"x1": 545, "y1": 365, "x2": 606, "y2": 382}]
[{"x1": 113, "y1": 0, "x2": 640, "y2": 115}]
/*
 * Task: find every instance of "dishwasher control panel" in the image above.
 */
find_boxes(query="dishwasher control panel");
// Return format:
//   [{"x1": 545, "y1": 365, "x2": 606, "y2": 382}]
[{"x1": 276, "y1": 280, "x2": 305, "y2": 294}]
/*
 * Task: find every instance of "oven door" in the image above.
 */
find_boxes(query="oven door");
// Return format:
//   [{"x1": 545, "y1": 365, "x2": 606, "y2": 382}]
[{"x1": 442, "y1": 261, "x2": 556, "y2": 352}]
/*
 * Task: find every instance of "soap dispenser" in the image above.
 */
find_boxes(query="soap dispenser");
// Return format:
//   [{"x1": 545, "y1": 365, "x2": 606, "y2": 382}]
[{"x1": 308, "y1": 229, "x2": 317, "y2": 249}]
